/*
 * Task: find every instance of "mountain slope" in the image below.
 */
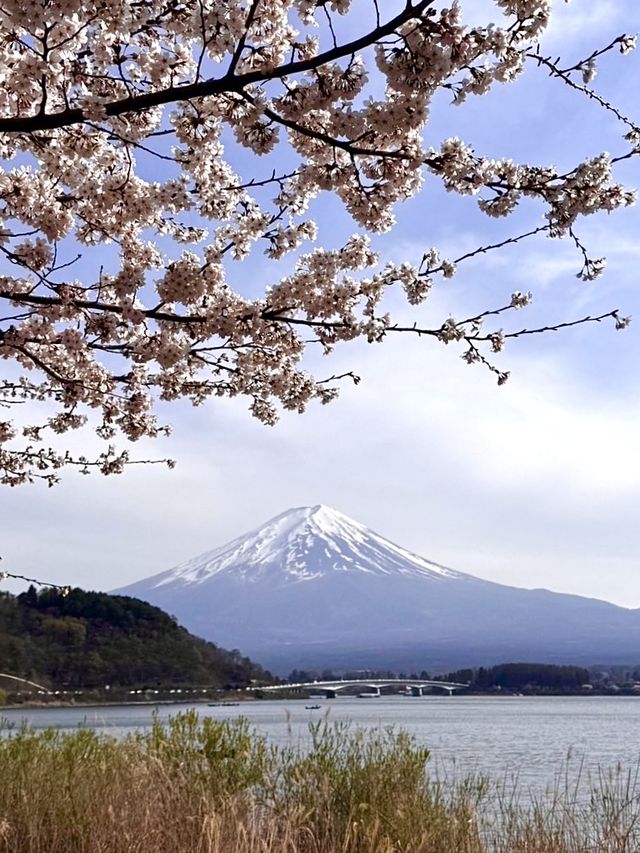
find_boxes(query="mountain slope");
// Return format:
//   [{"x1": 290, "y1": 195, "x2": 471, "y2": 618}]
[{"x1": 115, "y1": 506, "x2": 640, "y2": 673}]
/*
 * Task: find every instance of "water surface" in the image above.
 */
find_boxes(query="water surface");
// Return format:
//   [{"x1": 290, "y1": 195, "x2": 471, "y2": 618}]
[{"x1": 3, "y1": 695, "x2": 638, "y2": 793}]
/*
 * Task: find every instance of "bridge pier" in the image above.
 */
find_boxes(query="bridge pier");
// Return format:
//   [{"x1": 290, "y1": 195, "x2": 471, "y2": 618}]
[
  {"x1": 410, "y1": 686, "x2": 423, "y2": 697},
  {"x1": 324, "y1": 689, "x2": 337, "y2": 699}
]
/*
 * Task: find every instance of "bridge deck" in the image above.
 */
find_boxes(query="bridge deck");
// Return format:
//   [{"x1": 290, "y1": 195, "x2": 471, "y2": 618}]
[{"x1": 253, "y1": 678, "x2": 468, "y2": 692}]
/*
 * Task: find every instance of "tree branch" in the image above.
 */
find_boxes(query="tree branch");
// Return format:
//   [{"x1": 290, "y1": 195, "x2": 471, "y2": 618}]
[{"x1": 0, "y1": 1, "x2": 434, "y2": 134}]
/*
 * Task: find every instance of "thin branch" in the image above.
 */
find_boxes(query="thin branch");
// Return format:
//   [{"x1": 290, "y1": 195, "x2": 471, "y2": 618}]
[
  {"x1": 0, "y1": 567, "x2": 71, "y2": 592},
  {"x1": 474, "y1": 310, "x2": 621, "y2": 341},
  {"x1": 450, "y1": 225, "x2": 552, "y2": 267},
  {"x1": 528, "y1": 50, "x2": 640, "y2": 135},
  {"x1": 557, "y1": 35, "x2": 633, "y2": 76},
  {"x1": 226, "y1": 0, "x2": 262, "y2": 76}
]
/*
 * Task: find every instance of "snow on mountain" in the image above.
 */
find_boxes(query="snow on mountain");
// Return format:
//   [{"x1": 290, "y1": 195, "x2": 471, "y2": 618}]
[
  {"x1": 149, "y1": 505, "x2": 462, "y2": 588},
  {"x1": 114, "y1": 506, "x2": 640, "y2": 674}
]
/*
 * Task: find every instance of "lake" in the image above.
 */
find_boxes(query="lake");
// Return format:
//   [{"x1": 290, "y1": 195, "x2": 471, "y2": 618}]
[{"x1": 2, "y1": 695, "x2": 639, "y2": 794}]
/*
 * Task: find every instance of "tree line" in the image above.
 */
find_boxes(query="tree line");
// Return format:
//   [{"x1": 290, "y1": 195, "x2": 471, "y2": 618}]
[
  {"x1": 287, "y1": 663, "x2": 590, "y2": 691},
  {"x1": 442, "y1": 664, "x2": 590, "y2": 691}
]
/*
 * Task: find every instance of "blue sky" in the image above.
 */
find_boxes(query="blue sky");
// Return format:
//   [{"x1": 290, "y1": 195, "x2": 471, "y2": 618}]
[{"x1": 2, "y1": 0, "x2": 640, "y2": 608}]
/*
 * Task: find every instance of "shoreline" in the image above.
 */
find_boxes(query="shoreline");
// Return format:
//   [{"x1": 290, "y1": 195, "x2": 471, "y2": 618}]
[
  {"x1": 0, "y1": 697, "x2": 257, "y2": 711},
  {"x1": 1, "y1": 691, "x2": 635, "y2": 712}
]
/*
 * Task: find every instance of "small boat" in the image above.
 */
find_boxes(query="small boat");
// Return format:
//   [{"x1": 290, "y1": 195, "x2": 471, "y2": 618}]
[{"x1": 305, "y1": 704, "x2": 321, "y2": 710}]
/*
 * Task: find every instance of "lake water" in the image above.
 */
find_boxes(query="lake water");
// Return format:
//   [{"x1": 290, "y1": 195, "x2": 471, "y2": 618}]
[{"x1": 2, "y1": 695, "x2": 639, "y2": 794}]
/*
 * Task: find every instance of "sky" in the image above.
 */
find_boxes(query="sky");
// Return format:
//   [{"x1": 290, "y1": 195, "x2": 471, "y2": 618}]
[{"x1": 2, "y1": 0, "x2": 640, "y2": 608}]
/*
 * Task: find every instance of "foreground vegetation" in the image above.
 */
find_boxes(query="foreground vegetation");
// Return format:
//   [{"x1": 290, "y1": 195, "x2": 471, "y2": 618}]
[{"x1": 1, "y1": 712, "x2": 639, "y2": 852}]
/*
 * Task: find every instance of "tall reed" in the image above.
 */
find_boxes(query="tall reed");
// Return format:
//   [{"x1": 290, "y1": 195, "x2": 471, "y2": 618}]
[{"x1": 0, "y1": 711, "x2": 639, "y2": 852}]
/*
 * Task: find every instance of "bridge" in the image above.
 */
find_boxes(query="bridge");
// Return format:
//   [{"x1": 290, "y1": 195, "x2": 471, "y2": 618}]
[
  {"x1": 252, "y1": 678, "x2": 469, "y2": 698},
  {"x1": 0, "y1": 672, "x2": 49, "y2": 692}
]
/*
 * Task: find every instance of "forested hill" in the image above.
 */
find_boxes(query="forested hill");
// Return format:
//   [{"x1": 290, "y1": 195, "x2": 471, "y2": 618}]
[{"x1": 0, "y1": 587, "x2": 273, "y2": 689}]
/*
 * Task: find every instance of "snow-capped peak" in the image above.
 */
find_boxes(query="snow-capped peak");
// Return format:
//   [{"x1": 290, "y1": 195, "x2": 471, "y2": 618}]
[
  {"x1": 147, "y1": 505, "x2": 464, "y2": 589},
  {"x1": 113, "y1": 505, "x2": 640, "y2": 677}
]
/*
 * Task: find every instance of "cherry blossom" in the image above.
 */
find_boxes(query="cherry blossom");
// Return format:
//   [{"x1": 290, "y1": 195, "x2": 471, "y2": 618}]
[{"x1": 0, "y1": 0, "x2": 636, "y2": 484}]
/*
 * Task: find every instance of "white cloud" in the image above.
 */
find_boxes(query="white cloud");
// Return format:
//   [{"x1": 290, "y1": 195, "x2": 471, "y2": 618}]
[{"x1": 543, "y1": 0, "x2": 632, "y2": 46}]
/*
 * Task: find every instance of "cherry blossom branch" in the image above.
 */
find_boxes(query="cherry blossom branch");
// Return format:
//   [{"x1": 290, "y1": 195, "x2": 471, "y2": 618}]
[
  {"x1": 556, "y1": 35, "x2": 635, "y2": 76},
  {"x1": 0, "y1": 443, "x2": 175, "y2": 487},
  {"x1": 266, "y1": 308, "x2": 624, "y2": 340},
  {"x1": 0, "y1": 0, "x2": 635, "y2": 483},
  {"x1": 0, "y1": 1, "x2": 435, "y2": 134}
]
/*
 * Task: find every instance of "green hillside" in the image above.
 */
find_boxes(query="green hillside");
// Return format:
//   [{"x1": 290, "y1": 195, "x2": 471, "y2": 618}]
[{"x1": 0, "y1": 586, "x2": 272, "y2": 690}]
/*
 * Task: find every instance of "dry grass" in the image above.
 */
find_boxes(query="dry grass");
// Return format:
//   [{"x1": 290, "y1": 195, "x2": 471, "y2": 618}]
[{"x1": 0, "y1": 711, "x2": 639, "y2": 852}]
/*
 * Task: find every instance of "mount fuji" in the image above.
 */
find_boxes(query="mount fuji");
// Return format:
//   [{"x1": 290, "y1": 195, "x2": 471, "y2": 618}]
[{"x1": 114, "y1": 505, "x2": 640, "y2": 673}]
